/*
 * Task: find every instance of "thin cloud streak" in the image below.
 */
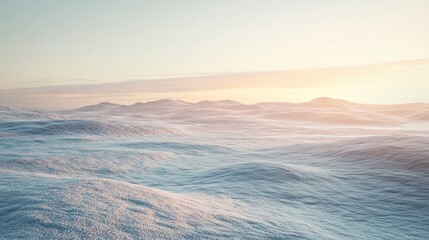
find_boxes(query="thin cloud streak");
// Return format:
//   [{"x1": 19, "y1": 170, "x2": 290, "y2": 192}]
[{"x1": 0, "y1": 59, "x2": 428, "y2": 110}]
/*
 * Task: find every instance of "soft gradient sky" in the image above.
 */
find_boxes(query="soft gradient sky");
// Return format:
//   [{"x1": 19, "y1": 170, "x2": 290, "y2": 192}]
[{"x1": 0, "y1": 0, "x2": 428, "y2": 109}]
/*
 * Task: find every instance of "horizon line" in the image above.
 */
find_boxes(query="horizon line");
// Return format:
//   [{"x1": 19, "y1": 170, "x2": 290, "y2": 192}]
[{"x1": 3, "y1": 97, "x2": 429, "y2": 112}]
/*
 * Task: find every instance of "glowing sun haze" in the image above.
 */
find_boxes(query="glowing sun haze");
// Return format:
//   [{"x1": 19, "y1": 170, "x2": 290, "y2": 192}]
[{"x1": 0, "y1": 0, "x2": 428, "y2": 109}]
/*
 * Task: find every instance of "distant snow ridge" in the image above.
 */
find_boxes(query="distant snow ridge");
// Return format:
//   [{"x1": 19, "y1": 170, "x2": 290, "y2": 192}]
[
  {"x1": 0, "y1": 106, "x2": 64, "y2": 120},
  {"x1": 74, "y1": 102, "x2": 123, "y2": 112},
  {"x1": 0, "y1": 106, "x2": 16, "y2": 111},
  {"x1": 64, "y1": 98, "x2": 429, "y2": 126}
]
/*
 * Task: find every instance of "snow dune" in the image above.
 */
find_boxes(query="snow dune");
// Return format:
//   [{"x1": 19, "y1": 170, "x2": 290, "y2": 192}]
[{"x1": 0, "y1": 98, "x2": 428, "y2": 239}]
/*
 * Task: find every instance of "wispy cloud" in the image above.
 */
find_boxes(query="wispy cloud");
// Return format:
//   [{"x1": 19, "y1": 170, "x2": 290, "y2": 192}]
[{"x1": 1, "y1": 59, "x2": 428, "y2": 110}]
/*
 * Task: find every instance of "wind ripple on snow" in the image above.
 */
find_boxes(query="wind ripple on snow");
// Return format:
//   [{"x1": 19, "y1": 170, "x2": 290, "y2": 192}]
[{"x1": 0, "y1": 120, "x2": 179, "y2": 136}]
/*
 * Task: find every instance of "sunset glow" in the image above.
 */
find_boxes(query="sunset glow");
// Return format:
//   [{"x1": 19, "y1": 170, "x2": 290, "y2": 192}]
[
  {"x1": 1, "y1": 1, "x2": 428, "y2": 239},
  {"x1": 1, "y1": 0, "x2": 429, "y2": 109}
]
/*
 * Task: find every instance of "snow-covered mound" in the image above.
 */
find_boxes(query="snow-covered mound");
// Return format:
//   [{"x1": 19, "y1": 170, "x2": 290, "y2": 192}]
[{"x1": 0, "y1": 176, "x2": 263, "y2": 239}]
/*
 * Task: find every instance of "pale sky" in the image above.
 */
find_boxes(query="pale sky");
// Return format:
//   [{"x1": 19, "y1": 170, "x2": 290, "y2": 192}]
[{"x1": 0, "y1": 0, "x2": 428, "y2": 108}]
